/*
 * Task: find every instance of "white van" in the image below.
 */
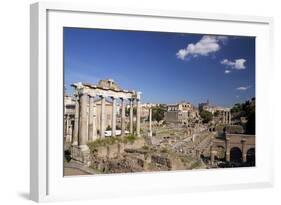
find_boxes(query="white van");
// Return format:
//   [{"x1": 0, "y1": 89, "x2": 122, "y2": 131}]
[{"x1": 104, "y1": 130, "x2": 128, "y2": 137}]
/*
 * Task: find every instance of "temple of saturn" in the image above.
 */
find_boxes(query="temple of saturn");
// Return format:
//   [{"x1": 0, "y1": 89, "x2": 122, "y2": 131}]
[
  {"x1": 222, "y1": 110, "x2": 231, "y2": 124},
  {"x1": 68, "y1": 79, "x2": 142, "y2": 164}
]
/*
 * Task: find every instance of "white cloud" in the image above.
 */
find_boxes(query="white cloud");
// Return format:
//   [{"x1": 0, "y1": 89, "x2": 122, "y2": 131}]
[
  {"x1": 176, "y1": 35, "x2": 228, "y2": 60},
  {"x1": 236, "y1": 86, "x2": 251, "y2": 91},
  {"x1": 221, "y1": 58, "x2": 246, "y2": 70},
  {"x1": 224, "y1": 70, "x2": 231, "y2": 74}
]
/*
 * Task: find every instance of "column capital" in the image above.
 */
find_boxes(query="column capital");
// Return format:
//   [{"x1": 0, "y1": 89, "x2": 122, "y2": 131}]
[
  {"x1": 88, "y1": 94, "x2": 95, "y2": 98},
  {"x1": 241, "y1": 138, "x2": 247, "y2": 143},
  {"x1": 110, "y1": 96, "x2": 116, "y2": 100},
  {"x1": 79, "y1": 92, "x2": 88, "y2": 97}
]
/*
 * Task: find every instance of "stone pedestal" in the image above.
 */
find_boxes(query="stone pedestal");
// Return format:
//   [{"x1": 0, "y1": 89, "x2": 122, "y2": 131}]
[{"x1": 71, "y1": 145, "x2": 91, "y2": 166}]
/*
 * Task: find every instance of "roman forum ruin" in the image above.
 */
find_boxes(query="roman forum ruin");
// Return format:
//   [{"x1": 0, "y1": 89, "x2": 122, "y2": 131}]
[{"x1": 64, "y1": 79, "x2": 255, "y2": 175}]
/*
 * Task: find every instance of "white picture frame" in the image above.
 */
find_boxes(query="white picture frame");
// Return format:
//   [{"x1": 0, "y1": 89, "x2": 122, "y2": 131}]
[{"x1": 30, "y1": 2, "x2": 274, "y2": 202}]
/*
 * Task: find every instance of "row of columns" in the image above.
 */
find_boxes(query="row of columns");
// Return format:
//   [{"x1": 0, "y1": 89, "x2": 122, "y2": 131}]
[
  {"x1": 72, "y1": 93, "x2": 141, "y2": 148},
  {"x1": 222, "y1": 111, "x2": 231, "y2": 124}
]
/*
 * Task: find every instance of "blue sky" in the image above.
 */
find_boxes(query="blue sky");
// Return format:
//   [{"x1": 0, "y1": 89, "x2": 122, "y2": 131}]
[{"x1": 64, "y1": 27, "x2": 255, "y2": 107}]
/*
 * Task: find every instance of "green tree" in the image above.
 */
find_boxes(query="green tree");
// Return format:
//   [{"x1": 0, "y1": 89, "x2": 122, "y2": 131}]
[
  {"x1": 125, "y1": 107, "x2": 136, "y2": 116},
  {"x1": 214, "y1": 110, "x2": 220, "y2": 117},
  {"x1": 245, "y1": 110, "x2": 255, "y2": 134},
  {"x1": 106, "y1": 125, "x2": 111, "y2": 131},
  {"x1": 199, "y1": 110, "x2": 213, "y2": 123},
  {"x1": 231, "y1": 97, "x2": 255, "y2": 134},
  {"x1": 152, "y1": 105, "x2": 166, "y2": 122}
]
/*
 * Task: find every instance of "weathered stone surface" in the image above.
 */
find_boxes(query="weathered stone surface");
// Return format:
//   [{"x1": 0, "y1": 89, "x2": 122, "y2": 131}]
[{"x1": 151, "y1": 155, "x2": 171, "y2": 169}]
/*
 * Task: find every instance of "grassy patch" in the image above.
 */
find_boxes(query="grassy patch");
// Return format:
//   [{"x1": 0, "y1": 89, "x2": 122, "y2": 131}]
[
  {"x1": 160, "y1": 148, "x2": 168, "y2": 153},
  {"x1": 88, "y1": 137, "x2": 121, "y2": 151},
  {"x1": 87, "y1": 135, "x2": 138, "y2": 152},
  {"x1": 191, "y1": 161, "x2": 202, "y2": 169},
  {"x1": 123, "y1": 134, "x2": 137, "y2": 144}
]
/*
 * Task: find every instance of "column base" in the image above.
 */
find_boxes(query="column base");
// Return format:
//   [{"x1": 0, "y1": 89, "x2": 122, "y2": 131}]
[
  {"x1": 71, "y1": 141, "x2": 78, "y2": 146},
  {"x1": 71, "y1": 145, "x2": 91, "y2": 166},
  {"x1": 65, "y1": 134, "x2": 72, "y2": 143}
]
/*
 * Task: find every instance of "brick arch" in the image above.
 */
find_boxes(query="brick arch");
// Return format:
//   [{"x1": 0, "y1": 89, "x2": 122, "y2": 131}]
[
  {"x1": 229, "y1": 144, "x2": 242, "y2": 151},
  {"x1": 230, "y1": 147, "x2": 242, "y2": 162},
  {"x1": 211, "y1": 133, "x2": 255, "y2": 165},
  {"x1": 246, "y1": 148, "x2": 255, "y2": 165}
]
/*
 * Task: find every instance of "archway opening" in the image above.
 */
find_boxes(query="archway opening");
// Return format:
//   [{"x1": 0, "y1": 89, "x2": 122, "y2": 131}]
[
  {"x1": 246, "y1": 148, "x2": 255, "y2": 166},
  {"x1": 230, "y1": 147, "x2": 242, "y2": 163}
]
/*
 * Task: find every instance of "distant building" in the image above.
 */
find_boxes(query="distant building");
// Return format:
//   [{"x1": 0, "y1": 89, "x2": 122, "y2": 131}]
[
  {"x1": 164, "y1": 101, "x2": 199, "y2": 125},
  {"x1": 199, "y1": 100, "x2": 230, "y2": 114},
  {"x1": 198, "y1": 100, "x2": 232, "y2": 124}
]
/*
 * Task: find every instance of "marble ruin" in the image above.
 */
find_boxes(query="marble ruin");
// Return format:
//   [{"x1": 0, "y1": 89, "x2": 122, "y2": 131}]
[{"x1": 64, "y1": 79, "x2": 141, "y2": 164}]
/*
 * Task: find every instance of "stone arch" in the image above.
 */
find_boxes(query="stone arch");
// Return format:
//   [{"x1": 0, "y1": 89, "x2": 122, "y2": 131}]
[
  {"x1": 230, "y1": 147, "x2": 242, "y2": 162},
  {"x1": 246, "y1": 148, "x2": 255, "y2": 165}
]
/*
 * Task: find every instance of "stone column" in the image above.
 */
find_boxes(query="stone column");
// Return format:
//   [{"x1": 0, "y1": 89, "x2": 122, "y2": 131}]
[
  {"x1": 65, "y1": 114, "x2": 70, "y2": 142},
  {"x1": 111, "y1": 97, "x2": 116, "y2": 137},
  {"x1": 88, "y1": 96, "x2": 94, "y2": 141},
  {"x1": 210, "y1": 146, "x2": 216, "y2": 166},
  {"x1": 242, "y1": 138, "x2": 247, "y2": 163},
  {"x1": 225, "y1": 136, "x2": 230, "y2": 162},
  {"x1": 78, "y1": 93, "x2": 88, "y2": 148},
  {"x1": 229, "y1": 112, "x2": 232, "y2": 124},
  {"x1": 136, "y1": 99, "x2": 141, "y2": 137},
  {"x1": 129, "y1": 99, "x2": 134, "y2": 134},
  {"x1": 92, "y1": 101, "x2": 97, "y2": 140},
  {"x1": 100, "y1": 96, "x2": 105, "y2": 138},
  {"x1": 72, "y1": 96, "x2": 79, "y2": 145},
  {"x1": 121, "y1": 98, "x2": 126, "y2": 136},
  {"x1": 149, "y1": 108, "x2": 152, "y2": 137},
  {"x1": 226, "y1": 112, "x2": 228, "y2": 124}
]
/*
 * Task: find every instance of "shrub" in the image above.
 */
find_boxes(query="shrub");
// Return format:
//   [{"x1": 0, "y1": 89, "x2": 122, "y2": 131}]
[{"x1": 225, "y1": 125, "x2": 244, "y2": 134}]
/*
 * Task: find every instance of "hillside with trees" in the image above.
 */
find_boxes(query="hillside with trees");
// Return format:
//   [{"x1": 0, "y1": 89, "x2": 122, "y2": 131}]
[{"x1": 231, "y1": 97, "x2": 255, "y2": 134}]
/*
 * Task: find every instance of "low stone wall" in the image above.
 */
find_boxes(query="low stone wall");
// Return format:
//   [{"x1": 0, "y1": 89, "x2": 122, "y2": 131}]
[{"x1": 94, "y1": 138, "x2": 145, "y2": 159}]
